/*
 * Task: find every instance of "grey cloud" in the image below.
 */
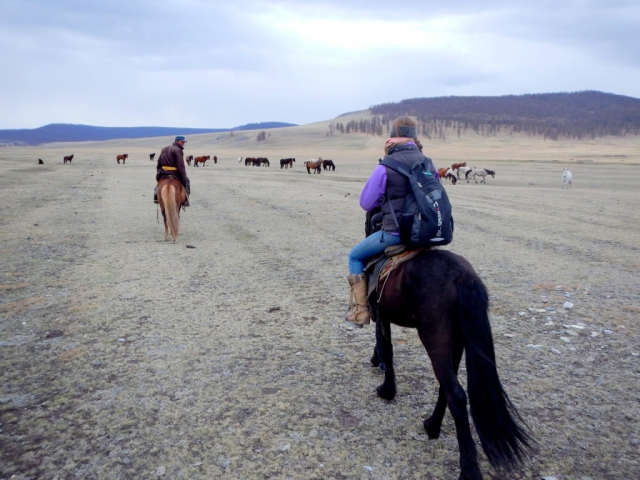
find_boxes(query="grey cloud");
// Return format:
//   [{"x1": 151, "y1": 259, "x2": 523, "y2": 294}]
[{"x1": 0, "y1": 0, "x2": 638, "y2": 128}]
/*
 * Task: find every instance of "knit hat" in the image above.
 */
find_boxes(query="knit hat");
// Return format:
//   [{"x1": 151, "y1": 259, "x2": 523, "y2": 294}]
[{"x1": 389, "y1": 124, "x2": 417, "y2": 139}]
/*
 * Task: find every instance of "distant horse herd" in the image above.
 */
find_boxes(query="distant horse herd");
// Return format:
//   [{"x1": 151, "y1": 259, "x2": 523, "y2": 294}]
[
  {"x1": 41, "y1": 148, "x2": 574, "y2": 252},
  {"x1": 47, "y1": 153, "x2": 572, "y2": 190},
  {"x1": 435, "y1": 162, "x2": 497, "y2": 185},
  {"x1": 243, "y1": 157, "x2": 270, "y2": 167}
]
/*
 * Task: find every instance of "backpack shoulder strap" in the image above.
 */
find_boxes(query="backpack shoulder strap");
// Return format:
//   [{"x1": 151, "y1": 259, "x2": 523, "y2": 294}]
[{"x1": 381, "y1": 157, "x2": 411, "y2": 177}]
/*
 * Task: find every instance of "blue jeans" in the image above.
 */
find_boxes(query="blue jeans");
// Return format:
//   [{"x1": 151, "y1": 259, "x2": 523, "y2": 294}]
[{"x1": 348, "y1": 230, "x2": 403, "y2": 274}]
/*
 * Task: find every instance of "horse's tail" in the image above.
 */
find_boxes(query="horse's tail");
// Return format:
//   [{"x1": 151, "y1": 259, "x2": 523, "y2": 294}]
[
  {"x1": 457, "y1": 274, "x2": 533, "y2": 470},
  {"x1": 161, "y1": 183, "x2": 180, "y2": 242}
]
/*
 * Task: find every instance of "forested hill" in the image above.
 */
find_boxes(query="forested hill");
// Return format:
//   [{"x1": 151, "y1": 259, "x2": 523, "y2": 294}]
[
  {"x1": 365, "y1": 91, "x2": 640, "y2": 140},
  {"x1": 0, "y1": 122, "x2": 296, "y2": 145}
]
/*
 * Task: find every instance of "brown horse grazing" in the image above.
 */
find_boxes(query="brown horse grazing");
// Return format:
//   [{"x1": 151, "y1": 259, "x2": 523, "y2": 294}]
[
  {"x1": 38, "y1": 159, "x2": 44, "y2": 164},
  {"x1": 322, "y1": 159, "x2": 336, "y2": 171},
  {"x1": 438, "y1": 167, "x2": 457, "y2": 185},
  {"x1": 149, "y1": 153, "x2": 156, "y2": 161},
  {"x1": 63, "y1": 155, "x2": 74, "y2": 164},
  {"x1": 186, "y1": 155, "x2": 193, "y2": 166},
  {"x1": 245, "y1": 157, "x2": 256, "y2": 166},
  {"x1": 305, "y1": 158, "x2": 322, "y2": 174},
  {"x1": 451, "y1": 162, "x2": 466, "y2": 174},
  {"x1": 258, "y1": 157, "x2": 270, "y2": 167},
  {"x1": 157, "y1": 177, "x2": 187, "y2": 243},
  {"x1": 116, "y1": 154, "x2": 128, "y2": 164},
  {"x1": 194, "y1": 156, "x2": 210, "y2": 167},
  {"x1": 363, "y1": 211, "x2": 533, "y2": 479}
]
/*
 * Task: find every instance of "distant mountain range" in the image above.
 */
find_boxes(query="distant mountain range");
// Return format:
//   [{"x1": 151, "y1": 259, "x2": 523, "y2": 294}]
[
  {"x1": 368, "y1": 91, "x2": 640, "y2": 140},
  {"x1": 3, "y1": 91, "x2": 639, "y2": 145},
  {"x1": 0, "y1": 122, "x2": 297, "y2": 146}
]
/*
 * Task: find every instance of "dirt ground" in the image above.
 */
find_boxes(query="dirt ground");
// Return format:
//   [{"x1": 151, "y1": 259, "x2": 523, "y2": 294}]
[{"x1": 0, "y1": 147, "x2": 639, "y2": 480}]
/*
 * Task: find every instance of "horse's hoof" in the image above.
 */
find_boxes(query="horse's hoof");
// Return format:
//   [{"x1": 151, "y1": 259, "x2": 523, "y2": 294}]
[
  {"x1": 459, "y1": 465, "x2": 483, "y2": 480},
  {"x1": 423, "y1": 417, "x2": 441, "y2": 439},
  {"x1": 376, "y1": 383, "x2": 396, "y2": 401}
]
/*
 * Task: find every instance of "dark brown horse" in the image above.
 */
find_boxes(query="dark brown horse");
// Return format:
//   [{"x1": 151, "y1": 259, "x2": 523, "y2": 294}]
[
  {"x1": 305, "y1": 158, "x2": 322, "y2": 174},
  {"x1": 149, "y1": 153, "x2": 156, "y2": 161},
  {"x1": 322, "y1": 159, "x2": 335, "y2": 171},
  {"x1": 245, "y1": 157, "x2": 257, "y2": 166},
  {"x1": 258, "y1": 157, "x2": 270, "y2": 167},
  {"x1": 63, "y1": 155, "x2": 74, "y2": 164},
  {"x1": 157, "y1": 177, "x2": 187, "y2": 243},
  {"x1": 280, "y1": 158, "x2": 295, "y2": 169},
  {"x1": 186, "y1": 155, "x2": 193, "y2": 166},
  {"x1": 194, "y1": 156, "x2": 209, "y2": 167},
  {"x1": 213, "y1": 155, "x2": 217, "y2": 164},
  {"x1": 116, "y1": 154, "x2": 128, "y2": 164},
  {"x1": 38, "y1": 159, "x2": 44, "y2": 165},
  {"x1": 363, "y1": 213, "x2": 532, "y2": 479}
]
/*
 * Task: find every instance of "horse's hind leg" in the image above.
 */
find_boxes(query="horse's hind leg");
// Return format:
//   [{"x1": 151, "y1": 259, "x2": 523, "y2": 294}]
[
  {"x1": 424, "y1": 335, "x2": 464, "y2": 439},
  {"x1": 429, "y1": 351, "x2": 481, "y2": 480},
  {"x1": 163, "y1": 216, "x2": 169, "y2": 241}
]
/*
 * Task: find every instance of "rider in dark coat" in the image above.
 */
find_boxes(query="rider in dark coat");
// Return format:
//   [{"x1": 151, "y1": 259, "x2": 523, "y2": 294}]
[{"x1": 154, "y1": 136, "x2": 190, "y2": 206}]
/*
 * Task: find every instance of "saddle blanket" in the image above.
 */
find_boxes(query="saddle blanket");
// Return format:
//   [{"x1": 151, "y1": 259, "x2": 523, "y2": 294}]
[{"x1": 379, "y1": 249, "x2": 424, "y2": 283}]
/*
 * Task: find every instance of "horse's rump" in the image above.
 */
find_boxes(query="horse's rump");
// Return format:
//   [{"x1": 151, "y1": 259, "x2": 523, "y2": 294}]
[
  {"x1": 374, "y1": 249, "x2": 466, "y2": 316},
  {"x1": 157, "y1": 177, "x2": 187, "y2": 242}
]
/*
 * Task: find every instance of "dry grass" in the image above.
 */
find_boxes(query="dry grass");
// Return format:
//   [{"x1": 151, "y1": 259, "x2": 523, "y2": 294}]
[{"x1": 1, "y1": 118, "x2": 639, "y2": 479}]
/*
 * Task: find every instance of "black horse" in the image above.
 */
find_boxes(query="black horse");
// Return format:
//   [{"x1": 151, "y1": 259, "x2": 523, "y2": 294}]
[
  {"x1": 365, "y1": 212, "x2": 533, "y2": 479},
  {"x1": 322, "y1": 159, "x2": 335, "y2": 171},
  {"x1": 280, "y1": 158, "x2": 295, "y2": 169}
]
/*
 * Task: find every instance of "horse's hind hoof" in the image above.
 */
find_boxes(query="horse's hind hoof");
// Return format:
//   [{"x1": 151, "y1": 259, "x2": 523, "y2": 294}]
[
  {"x1": 424, "y1": 417, "x2": 441, "y2": 439},
  {"x1": 376, "y1": 383, "x2": 396, "y2": 401}
]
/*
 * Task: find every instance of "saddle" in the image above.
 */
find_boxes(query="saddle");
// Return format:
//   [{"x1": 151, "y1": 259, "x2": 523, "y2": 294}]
[{"x1": 363, "y1": 245, "x2": 426, "y2": 301}]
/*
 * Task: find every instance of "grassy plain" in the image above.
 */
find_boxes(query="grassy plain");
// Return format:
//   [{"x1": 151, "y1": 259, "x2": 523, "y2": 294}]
[{"x1": 1, "y1": 113, "x2": 639, "y2": 479}]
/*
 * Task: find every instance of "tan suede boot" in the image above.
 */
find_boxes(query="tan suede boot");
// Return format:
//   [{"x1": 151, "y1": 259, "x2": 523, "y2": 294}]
[{"x1": 345, "y1": 274, "x2": 370, "y2": 325}]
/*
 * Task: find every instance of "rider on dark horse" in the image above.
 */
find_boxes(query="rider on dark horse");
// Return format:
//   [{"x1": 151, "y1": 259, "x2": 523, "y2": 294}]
[
  {"x1": 345, "y1": 116, "x2": 437, "y2": 326},
  {"x1": 154, "y1": 135, "x2": 191, "y2": 206}
]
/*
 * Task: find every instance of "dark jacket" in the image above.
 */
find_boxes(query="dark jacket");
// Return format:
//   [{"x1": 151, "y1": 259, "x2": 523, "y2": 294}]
[
  {"x1": 380, "y1": 144, "x2": 437, "y2": 233},
  {"x1": 156, "y1": 142, "x2": 190, "y2": 189}
]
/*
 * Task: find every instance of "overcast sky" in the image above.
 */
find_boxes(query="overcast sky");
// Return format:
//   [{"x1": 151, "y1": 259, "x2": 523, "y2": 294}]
[{"x1": 1, "y1": 0, "x2": 638, "y2": 129}]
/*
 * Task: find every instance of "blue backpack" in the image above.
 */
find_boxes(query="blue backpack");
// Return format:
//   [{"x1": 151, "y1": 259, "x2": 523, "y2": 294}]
[{"x1": 381, "y1": 157, "x2": 454, "y2": 247}]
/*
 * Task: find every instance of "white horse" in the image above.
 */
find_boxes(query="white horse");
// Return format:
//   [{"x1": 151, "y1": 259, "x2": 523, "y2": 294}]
[
  {"x1": 467, "y1": 168, "x2": 495, "y2": 184},
  {"x1": 457, "y1": 166, "x2": 473, "y2": 180},
  {"x1": 562, "y1": 169, "x2": 573, "y2": 189}
]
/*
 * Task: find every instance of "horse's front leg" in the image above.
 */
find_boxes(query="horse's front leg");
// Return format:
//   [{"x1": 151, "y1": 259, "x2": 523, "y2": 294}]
[
  {"x1": 374, "y1": 318, "x2": 396, "y2": 401},
  {"x1": 370, "y1": 305, "x2": 382, "y2": 368}
]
